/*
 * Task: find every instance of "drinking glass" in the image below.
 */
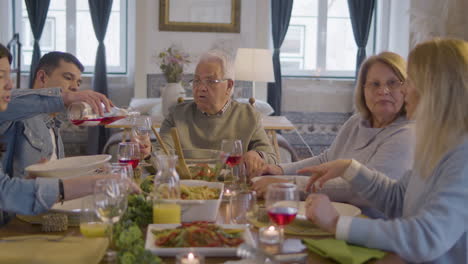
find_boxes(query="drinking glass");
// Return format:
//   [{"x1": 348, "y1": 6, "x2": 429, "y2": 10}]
[
  {"x1": 230, "y1": 190, "x2": 257, "y2": 224},
  {"x1": 131, "y1": 116, "x2": 152, "y2": 165},
  {"x1": 265, "y1": 183, "x2": 299, "y2": 242},
  {"x1": 94, "y1": 179, "x2": 128, "y2": 260},
  {"x1": 105, "y1": 163, "x2": 134, "y2": 192},
  {"x1": 131, "y1": 116, "x2": 152, "y2": 138},
  {"x1": 220, "y1": 139, "x2": 243, "y2": 188},
  {"x1": 117, "y1": 142, "x2": 141, "y2": 169},
  {"x1": 80, "y1": 196, "x2": 109, "y2": 238}
]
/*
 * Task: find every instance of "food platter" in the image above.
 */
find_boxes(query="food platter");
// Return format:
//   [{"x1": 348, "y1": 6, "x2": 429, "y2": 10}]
[{"x1": 145, "y1": 223, "x2": 254, "y2": 257}]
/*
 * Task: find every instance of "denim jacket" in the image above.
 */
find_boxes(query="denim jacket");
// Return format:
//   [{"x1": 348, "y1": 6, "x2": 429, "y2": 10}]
[
  {"x1": 0, "y1": 88, "x2": 65, "y2": 177},
  {"x1": 0, "y1": 87, "x2": 64, "y2": 225}
]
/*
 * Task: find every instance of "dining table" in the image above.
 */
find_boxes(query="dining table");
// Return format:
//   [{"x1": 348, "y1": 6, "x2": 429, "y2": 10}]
[{"x1": 0, "y1": 201, "x2": 405, "y2": 264}]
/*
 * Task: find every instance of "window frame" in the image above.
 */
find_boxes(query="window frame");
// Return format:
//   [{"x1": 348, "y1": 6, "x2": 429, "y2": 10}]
[
  {"x1": 281, "y1": 0, "x2": 377, "y2": 79},
  {"x1": 13, "y1": 0, "x2": 128, "y2": 75}
]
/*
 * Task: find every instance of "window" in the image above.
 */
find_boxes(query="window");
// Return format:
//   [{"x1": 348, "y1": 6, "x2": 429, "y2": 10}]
[
  {"x1": 280, "y1": 0, "x2": 375, "y2": 78},
  {"x1": 15, "y1": 0, "x2": 127, "y2": 74}
]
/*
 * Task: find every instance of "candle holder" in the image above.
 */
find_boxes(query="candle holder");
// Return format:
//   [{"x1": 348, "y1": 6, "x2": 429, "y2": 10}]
[
  {"x1": 222, "y1": 188, "x2": 235, "y2": 202},
  {"x1": 176, "y1": 252, "x2": 204, "y2": 264},
  {"x1": 259, "y1": 225, "x2": 281, "y2": 245}
]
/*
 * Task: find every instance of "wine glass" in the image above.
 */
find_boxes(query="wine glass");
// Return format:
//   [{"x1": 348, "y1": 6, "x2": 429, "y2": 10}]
[
  {"x1": 117, "y1": 142, "x2": 141, "y2": 169},
  {"x1": 265, "y1": 183, "x2": 299, "y2": 242},
  {"x1": 80, "y1": 196, "x2": 109, "y2": 238},
  {"x1": 220, "y1": 139, "x2": 243, "y2": 188},
  {"x1": 94, "y1": 179, "x2": 128, "y2": 261},
  {"x1": 230, "y1": 190, "x2": 257, "y2": 224},
  {"x1": 105, "y1": 163, "x2": 134, "y2": 192},
  {"x1": 131, "y1": 116, "x2": 152, "y2": 165}
]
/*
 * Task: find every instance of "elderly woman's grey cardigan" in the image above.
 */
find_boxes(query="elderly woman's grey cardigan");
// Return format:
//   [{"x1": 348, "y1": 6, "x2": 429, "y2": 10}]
[{"x1": 280, "y1": 113, "x2": 414, "y2": 217}]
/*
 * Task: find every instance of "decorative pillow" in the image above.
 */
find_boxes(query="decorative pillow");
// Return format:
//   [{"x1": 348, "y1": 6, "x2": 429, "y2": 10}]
[
  {"x1": 129, "y1": 98, "x2": 161, "y2": 115},
  {"x1": 236, "y1": 98, "x2": 275, "y2": 116}
]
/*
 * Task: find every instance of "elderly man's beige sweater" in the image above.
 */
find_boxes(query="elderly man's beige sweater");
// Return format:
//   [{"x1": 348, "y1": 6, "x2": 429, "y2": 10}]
[{"x1": 156, "y1": 100, "x2": 278, "y2": 164}]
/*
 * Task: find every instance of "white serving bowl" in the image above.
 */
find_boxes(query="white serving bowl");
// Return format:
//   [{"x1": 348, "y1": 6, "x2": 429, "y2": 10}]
[
  {"x1": 25, "y1": 155, "x2": 111, "y2": 179},
  {"x1": 178, "y1": 180, "x2": 224, "y2": 222}
]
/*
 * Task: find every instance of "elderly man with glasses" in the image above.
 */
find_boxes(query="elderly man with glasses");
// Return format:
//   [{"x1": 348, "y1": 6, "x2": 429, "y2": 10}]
[{"x1": 154, "y1": 50, "x2": 278, "y2": 177}]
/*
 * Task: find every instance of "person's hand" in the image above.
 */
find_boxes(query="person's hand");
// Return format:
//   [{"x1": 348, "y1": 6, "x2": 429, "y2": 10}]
[
  {"x1": 297, "y1": 159, "x2": 352, "y2": 192},
  {"x1": 304, "y1": 194, "x2": 339, "y2": 234},
  {"x1": 243, "y1": 151, "x2": 265, "y2": 178},
  {"x1": 62, "y1": 90, "x2": 113, "y2": 116},
  {"x1": 252, "y1": 177, "x2": 289, "y2": 198},
  {"x1": 132, "y1": 134, "x2": 152, "y2": 159},
  {"x1": 260, "y1": 164, "x2": 284, "y2": 176}
]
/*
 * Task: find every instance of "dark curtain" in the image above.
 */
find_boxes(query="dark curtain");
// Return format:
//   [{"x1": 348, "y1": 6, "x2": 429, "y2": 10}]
[
  {"x1": 348, "y1": 0, "x2": 376, "y2": 74},
  {"x1": 25, "y1": 0, "x2": 51, "y2": 88},
  {"x1": 267, "y1": 0, "x2": 293, "y2": 116},
  {"x1": 87, "y1": 0, "x2": 113, "y2": 154}
]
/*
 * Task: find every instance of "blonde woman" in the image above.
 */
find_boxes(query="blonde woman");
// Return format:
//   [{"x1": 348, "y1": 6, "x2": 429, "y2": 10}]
[
  {"x1": 303, "y1": 39, "x2": 468, "y2": 263},
  {"x1": 253, "y1": 52, "x2": 414, "y2": 217}
]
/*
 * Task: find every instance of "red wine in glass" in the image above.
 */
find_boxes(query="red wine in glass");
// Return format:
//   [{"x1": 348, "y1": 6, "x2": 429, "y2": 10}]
[
  {"x1": 100, "y1": 116, "x2": 126, "y2": 125},
  {"x1": 119, "y1": 158, "x2": 140, "y2": 169},
  {"x1": 268, "y1": 206, "x2": 298, "y2": 226},
  {"x1": 226, "y1": 155, "x2": 242, "y2": 167}
]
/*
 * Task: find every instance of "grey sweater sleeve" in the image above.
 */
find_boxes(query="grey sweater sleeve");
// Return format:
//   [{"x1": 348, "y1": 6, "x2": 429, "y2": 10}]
[
  {"x1": 324, "y1": 126, "x2": 414, "y2": 208},
  {"x1": 345, "y1": 149, "x2": 468, "y2": 263}
]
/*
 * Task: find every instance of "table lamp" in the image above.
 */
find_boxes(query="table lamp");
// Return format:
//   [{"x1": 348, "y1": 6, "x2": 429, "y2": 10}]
[{"x1": 234, "y1": 48, "x2": 275, "y2": 98}]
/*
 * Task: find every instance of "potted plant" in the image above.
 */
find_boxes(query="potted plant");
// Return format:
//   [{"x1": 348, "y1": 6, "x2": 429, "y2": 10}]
[{"x1": 157, "y1": 46, "x2": 190, "y2": 117}]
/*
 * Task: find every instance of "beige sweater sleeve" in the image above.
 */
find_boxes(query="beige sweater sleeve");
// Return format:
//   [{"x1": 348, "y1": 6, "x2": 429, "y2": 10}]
[{"x1": 153, "y1": 101, "x2": 278, "y2": 165}]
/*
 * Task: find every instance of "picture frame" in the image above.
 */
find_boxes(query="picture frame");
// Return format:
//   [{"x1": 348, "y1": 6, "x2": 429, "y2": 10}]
[{"x1": 159, "y1": 0, "x2": 241, "y2": 33}]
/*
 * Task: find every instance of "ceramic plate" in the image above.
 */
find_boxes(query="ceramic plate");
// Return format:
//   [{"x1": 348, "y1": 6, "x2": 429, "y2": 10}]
[
  {"x1": 297, "y1": 201, "x2": 361, "y2": 220},
  {"x1": 145, "y1": 224, "x2": 254, "y2": 257},
  {"x1": 25, "y1": 155, "x2": 111, "y2": 178}
]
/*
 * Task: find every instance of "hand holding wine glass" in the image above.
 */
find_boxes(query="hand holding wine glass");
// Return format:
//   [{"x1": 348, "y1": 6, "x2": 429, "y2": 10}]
[{"x1": 265, "y1": 183, "x2": 299, "y2": 242}]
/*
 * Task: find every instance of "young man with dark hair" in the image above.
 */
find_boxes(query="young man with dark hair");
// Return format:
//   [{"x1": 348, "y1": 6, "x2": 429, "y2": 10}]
[
  {"x1": 0, "y1": 43, "x2": 119, "y2": 226},
  {"x1": 1, "y1": 51, "x2": 96, "y2": 178}
]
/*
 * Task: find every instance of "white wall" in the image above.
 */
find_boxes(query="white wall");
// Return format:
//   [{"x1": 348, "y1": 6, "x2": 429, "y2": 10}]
[{"x1": 134, "y1": 0, "x2": 271, "y2": 100}]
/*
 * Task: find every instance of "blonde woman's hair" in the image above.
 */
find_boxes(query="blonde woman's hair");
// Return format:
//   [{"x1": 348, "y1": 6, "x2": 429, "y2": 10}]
[
  {"x1": 410, "y1": 38, "x2": 468, "y2": 179},
  {"x1": 354, "y1": 52, "x2": 407, "y2": 120}
]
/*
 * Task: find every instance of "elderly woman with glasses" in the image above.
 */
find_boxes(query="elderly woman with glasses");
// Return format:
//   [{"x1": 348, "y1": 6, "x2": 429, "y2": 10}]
[
  {"x1": 303, "y1": 38, "x2": 468, "y2": 264},
  {"x1": 153, "y1": 50, "x2": 278, "y2": 177},
  {"x1": 253, "y1": 52, "x2": 414, "y2": 217}
]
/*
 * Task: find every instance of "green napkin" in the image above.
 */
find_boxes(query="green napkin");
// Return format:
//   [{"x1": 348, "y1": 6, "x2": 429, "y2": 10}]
[{"x1": 303, "y1": 238, "x2": 386, "y2": 264}]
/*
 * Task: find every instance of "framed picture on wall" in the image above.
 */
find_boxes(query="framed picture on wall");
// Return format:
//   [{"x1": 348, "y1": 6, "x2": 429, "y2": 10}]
[{"x1": 159, "y1": 0, "x2": 241, "y2": 33}]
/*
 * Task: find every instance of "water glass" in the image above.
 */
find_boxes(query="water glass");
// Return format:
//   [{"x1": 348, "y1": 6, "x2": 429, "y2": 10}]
[
  {"x1": 230, "y1": 190, "x2": 257, "y2": 224},
  {"x1": 94, "y1": 179, "x2": 128, "y2": 261},
  {"x1": 80, "y1": 196, "x2": 109, "y2": 238}
]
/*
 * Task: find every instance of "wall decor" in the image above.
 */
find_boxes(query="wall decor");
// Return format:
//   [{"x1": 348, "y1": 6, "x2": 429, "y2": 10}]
[{"x1": 159, "y1": 0, "x2": 240, "y2": 33}]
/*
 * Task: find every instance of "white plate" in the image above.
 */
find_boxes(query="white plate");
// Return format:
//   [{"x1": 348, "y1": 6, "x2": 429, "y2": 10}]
[
  {"x1": 297, "y1": 201, "x2": 361, "y2": 220},
  {"x1": 145, "y1": 224, "x2": 254, "y2": 257},
  {"x1": 25, "y1": 155, "x2": 111, "y2": 178},
  {"x1": 251, "y1": 175, "x2": 299, "y2": 183}
]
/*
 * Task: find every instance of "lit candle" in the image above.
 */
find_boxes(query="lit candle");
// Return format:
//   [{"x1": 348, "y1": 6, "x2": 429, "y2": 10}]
[
  {"x1": 223, "y1": 188, "x2": 234, "y2": 198},
  {"x1": 177, "y1": 252, "x2": 204, "y2": 264},
  {"x1": 259, "y1": 225, "x2": 280, "y2": 245}
]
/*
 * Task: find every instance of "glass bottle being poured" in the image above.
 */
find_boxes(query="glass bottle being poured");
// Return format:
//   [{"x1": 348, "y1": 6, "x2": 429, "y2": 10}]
[{"x1": 68, "y1": 102, "x2": 128, "y2": 126}]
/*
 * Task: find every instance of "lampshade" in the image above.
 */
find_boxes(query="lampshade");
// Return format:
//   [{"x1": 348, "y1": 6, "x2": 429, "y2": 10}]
[{"x1": 234, "y1": 48, "x2": 275, "y2": 82}]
